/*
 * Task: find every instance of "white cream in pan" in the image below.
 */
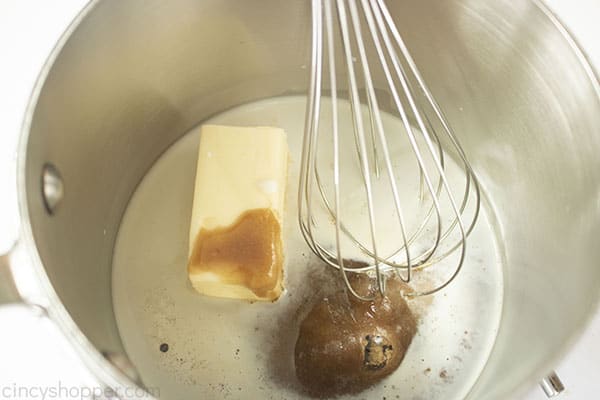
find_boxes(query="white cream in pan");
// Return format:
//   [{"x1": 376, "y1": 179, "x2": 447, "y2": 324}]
[{"x1": 112, "y1": 96, "x2": 503, "y2": 400}]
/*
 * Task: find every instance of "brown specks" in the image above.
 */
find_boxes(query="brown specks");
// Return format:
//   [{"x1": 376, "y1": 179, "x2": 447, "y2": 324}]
[
  {"x1": 207, "y1": 382, "x2": 233, "y2": 398},
  {"x1": 159, "y1": 343, "x2": 169, "y2": 353},
  {"x1": 439, "y1": 368, "x2": 453, "y2": 383},
  {"x1": 364, "y1": 335, "x2": 394, "y2": 370},
  {"x1": 460, "y1": 337, "x2": 472, "y2": 350}
]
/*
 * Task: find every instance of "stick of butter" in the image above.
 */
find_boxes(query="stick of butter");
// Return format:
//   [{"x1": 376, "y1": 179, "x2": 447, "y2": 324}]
[{"x1": 188, "y1": 125, "x2": 288, "y2": 302}]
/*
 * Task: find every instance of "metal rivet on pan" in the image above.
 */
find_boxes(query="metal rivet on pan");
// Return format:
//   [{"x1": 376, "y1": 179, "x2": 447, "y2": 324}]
[
  {"x1": 540, "y1": 370, "x2": 565, "y2": 397},
  {"x1": 41, "y1": 163, "x2": 64, "y2": 215}
]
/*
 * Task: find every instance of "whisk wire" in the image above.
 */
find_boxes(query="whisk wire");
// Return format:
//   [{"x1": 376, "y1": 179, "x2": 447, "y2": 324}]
[
  {"x1": 335, "y1": 0, "x2": 385, "y2": 297},
  {"x1": 298, "y1": 0, "x2": 323, "y2": 260},
  {"x1": 300, "y1": 0, "x2": 481, "y2": 299},
  {"x1": 348, "y1": 0, "x2": 414, "y2": 283},
  {"x1": 323, "y1": 0, "x2": 355, "y2": 300},
  {"x1": 370, "y1": 0, "x2": 470, "y2": 296}
]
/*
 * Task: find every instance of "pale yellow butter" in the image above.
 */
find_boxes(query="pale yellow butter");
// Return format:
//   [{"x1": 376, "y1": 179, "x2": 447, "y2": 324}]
[{"x1": 187, "y1": 125, "x2": 288, "y2": 301}]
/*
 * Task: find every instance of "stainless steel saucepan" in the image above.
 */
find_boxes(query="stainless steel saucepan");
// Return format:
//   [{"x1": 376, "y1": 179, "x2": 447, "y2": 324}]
[{"x1": 2, "y1": 0, "x2": 600, "y2": 399}]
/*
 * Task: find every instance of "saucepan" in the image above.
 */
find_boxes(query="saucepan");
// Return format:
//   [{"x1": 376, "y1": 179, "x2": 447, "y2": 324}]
[{"x1": 2, "y1": 0, "x2": 600, "y2": 399}]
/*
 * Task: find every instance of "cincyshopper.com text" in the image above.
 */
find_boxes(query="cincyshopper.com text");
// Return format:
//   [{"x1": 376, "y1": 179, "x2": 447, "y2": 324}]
[{"x1": 0, "y1": 381, "x2": 159, "y2": 399}]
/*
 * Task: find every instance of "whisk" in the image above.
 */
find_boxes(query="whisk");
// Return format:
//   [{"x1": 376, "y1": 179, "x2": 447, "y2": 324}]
[{"x1": 298, "y1": 0, "x2": 481, "y2": 300}]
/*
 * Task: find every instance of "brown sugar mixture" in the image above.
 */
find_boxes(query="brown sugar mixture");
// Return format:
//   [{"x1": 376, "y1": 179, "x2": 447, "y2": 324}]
[
  {"x1": 294, "y1": 273, "x2": 417, "y2": 396},
  {"x1": 188, "y1": 208, "x2": 283, "y2": 299}
]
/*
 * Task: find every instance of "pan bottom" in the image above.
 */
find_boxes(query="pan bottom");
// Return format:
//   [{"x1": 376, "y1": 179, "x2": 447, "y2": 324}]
[{"x1": 111, "y1": 96, "x2": 504, "y2": 399}]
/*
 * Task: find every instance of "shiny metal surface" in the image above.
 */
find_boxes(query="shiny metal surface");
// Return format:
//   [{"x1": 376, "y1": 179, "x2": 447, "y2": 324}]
[
  {"x1": 540, "y1": 371, "x2": 565, "y2": 397},
  {"x1": 41, "y1": 163, "x2": 64, "y2": 215},
  {"x1": 0, "y1": 246, "x2": 21, "y2": 305},
  {"x1": 100, "y1": 351, "x2": 140, "y2": 385},
  {"x1": 8, "y1": 0, "x2": 600, "y2": 399},
  {"x1": 300, "y1": 0, "x2": 481, "y2": 300}
]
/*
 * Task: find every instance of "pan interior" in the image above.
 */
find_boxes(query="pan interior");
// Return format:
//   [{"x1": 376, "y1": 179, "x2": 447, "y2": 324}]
[{"x1": 111, "y1": 95, "x2": 503, "y2": 399}]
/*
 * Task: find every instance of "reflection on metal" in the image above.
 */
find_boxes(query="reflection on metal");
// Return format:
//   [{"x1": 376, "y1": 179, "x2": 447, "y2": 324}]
[
  {"x1": 42, "y1": 163, "x2": 64, "y2": 215},
  {"x1": 540, "y1": 371, "x2": 565, "y2": 397},
  {"x1": 101, "y1": 351, "x2": 141, "y2": 384},
  {"x1": 0, "y1": 246, "x2": 21, "y2": 305}
]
